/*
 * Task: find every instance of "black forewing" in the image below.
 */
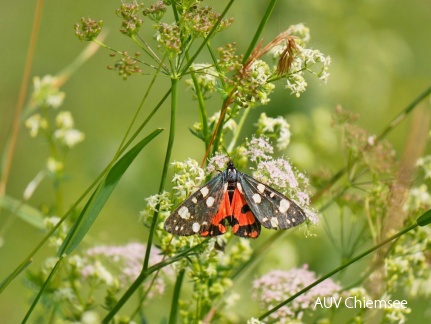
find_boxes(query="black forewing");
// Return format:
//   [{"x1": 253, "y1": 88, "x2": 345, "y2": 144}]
[
  {"x1": 164, "y1": 172, "x2": 226, "y2": 236},
  {"x1": 238, "y1": 172, "x2": 307, "y2": 230}
]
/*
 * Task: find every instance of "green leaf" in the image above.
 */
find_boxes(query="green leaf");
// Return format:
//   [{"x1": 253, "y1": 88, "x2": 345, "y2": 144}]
[
  {"x1": 58, "y1": 128, "x2": 164, "y2": 257},
  {"x1": 417, "y1": 208, "x2": 431, "y2": 227},
  {"x1": 0, "y1": 195, "x2": 45, "y2": 229}
]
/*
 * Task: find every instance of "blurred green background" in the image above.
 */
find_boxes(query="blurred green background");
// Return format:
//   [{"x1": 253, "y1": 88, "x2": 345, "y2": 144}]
[{"x1": 1, "y1": 0, "x2": 430, "y2": 322}]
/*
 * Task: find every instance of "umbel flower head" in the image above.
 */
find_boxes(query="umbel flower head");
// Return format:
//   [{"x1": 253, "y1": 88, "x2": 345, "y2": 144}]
[{"x1": 74, "y1": 17, "x2": 103, "y2": 41}]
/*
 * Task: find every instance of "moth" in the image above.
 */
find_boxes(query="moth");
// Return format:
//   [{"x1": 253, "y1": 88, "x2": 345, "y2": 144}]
[{"x1": 164, "y1": 161, "x2": 307, "y2": 238}]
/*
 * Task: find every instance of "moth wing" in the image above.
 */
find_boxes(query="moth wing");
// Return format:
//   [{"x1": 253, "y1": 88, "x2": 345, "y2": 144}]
[
  {"x1": 229, "y1": 187, "x2": 261, "y2": 238},
  {"x1": 238, "y1": 173, "x2": 307, "y2": 230},
  {"x1": 164, "y1": 173, "x2": 227, "y2": 236}
]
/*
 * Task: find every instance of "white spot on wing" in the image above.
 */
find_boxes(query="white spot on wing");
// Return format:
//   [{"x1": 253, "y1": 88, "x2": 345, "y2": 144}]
[
  {"x1": 178, "y1": 206, "x2": 190, "y2": 219},
  {"x1": 200, "y1": 187, "x2": 209, "y2": 197},
  {"x1": 252, "y1": 194, "x2": 261, "y2": 204},
  {"x1": 257, "y1": 183, "x2": 265, "y2": 193},
  {"x1": 279, "y1": 199, "x2": 290, "y2": 213},
  {"x1": 206, "y1": 196, "x2": 215, "y2": 207},
  {"x1": 270, "y1": 217, "x2": 279, "y2": 228},
  {"x1": 192, "y1": 197, "x2": 198, "y2": 204},
  {"x1": 192, "y1": 222, "x2": 200, "y2": 233},
  {"x1": 237, "y1": 182, "x2": 244, "y2": 193},
  {"x1": 270, "y1": 192, "x2": 275, "y2": 198}
]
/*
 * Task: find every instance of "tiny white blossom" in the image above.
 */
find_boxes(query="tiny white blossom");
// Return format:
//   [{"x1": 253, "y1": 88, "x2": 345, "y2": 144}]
[
  {"x1": 54, "y1": 128, "x2": 85, "y2": 148},
  {"x1": 25, "y1": 114, "x2": 48, "y2": 137},
  {"x1": 171, "y1": 158, "x2": 205, "y2": 200},
  {"x1": 43, "y1": 216, "x2": 61, "y2": 229},
  {"x1": 46, "y1": 157, "x2": 63, "y2": 174},
  {"x1": 80, "y1": 311, "x2": 101, "y2": 324},
  {"x1": 247, "y1": 318, "x2": 266, "y2": 324},
  {"x1": 245, "y1": 135, "x2": 274, "y2": 162},
  {"x1": 256, "y1": 113, "x2": 291, "y2": 150},
  {"x1": 367, "y1": 135, "x2": 376, "y2": 146},
  {"x1": 319, "y1": 69, "x2": 330, "y2": 83},
  {"x1": 53, "y1": 288, "x2": 77, "y2": 303},
  {"x1": 206, "y1": 153, "x2": 230, "y2": 173},
  {"x1": 81, "y1": 261, "x2": 115, "y2": 286},
  {"x1": 56, "y1": 111, "x2": 74, "y2": 129},
  {"x1": 286, "y1": 73, "x2": 308, "y2": 97},
  {"x1": 416, "y1": 155, "x2": 431, "y2": 179},
  {"x1": 404, "y1": 184, "x2": 431, "y2": 212},
  {"x1": 186, "y1": 63, "x2": 219, "y2": 94},
  {"x1": 31, "y1": 75, "x2": 65, "y2": 109}
]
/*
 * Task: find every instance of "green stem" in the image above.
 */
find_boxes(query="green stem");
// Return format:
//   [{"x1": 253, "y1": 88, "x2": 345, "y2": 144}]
[
  {"x1": 258, "y1": 222, "x2": 419, "y2": 320},
  {"x1": 143, "y1": 78, "x2": 178, "y2": 273},
  {"x1": 186, "y1": 53, "x2": 209, "y2": 148},
  {"x1": 227, "y1": 108, "x2": 250, "y2": 153},
  {"x1": 243, "y1": 0, "x2": 278, "y2": 63},
  {"x1": 22, "y1": 257, "x2": 63, "y2": 323},
  {"x1": 168, "y1": 268, "x2": 186, "y2": 324}
]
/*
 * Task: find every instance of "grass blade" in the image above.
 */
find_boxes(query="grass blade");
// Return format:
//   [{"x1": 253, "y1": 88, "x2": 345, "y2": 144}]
[{"x1": 58, "y1": 128, "x2": 164, "y2": 257}]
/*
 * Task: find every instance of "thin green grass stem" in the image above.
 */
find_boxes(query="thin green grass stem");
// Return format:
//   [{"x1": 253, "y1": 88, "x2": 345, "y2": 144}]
[
  {"x1": 168, "y1": 268, "x2": 186, "y2": 324},
  {"x1": 243, "y1": 0, "x2": 278, "y2": 63},
  {"x1": 22, "y1": 257, "x2": 62, "y2": 323},
  {"x1": 143, "y1": 78, "x2": 178, "y2": 273}
]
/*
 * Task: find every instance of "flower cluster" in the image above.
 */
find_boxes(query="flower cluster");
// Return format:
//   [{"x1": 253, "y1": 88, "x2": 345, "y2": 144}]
[
  {"x1": 143, "y1": 1, "x2": 167, "y2": 22},
  {"x1": 74, "y1": 17, "x2": 103, "y2": 41},
  {"x1": 116, "y1": 0, "x2": 144, "y2": 36},
  {"x1": 140, "y1": 191, "x2": 172, "y2": 229},
  {"x1": 82, "y1": 243, "x2": 169, "y2": 297},
  {"x1": 181, "y1": 6, "x2": 234, "y2": 38},
  {"x1": 206, "y1": 153, "x2": 231, "y2": 174},
  {"x1": 234, "y1": 59, "x2": 276, "y2": 108},
  {"x1": 252, "y1": 266, "x2": 341, "y2": 322},
  {"x1": 155, "y1": 22, "x2": 182, "y2": 55},
  {"x1": 107, "y1": 51, "x2": 143, "y2": 80},
  {"x1": 30, "y1": 75, "x2": 65, "y2": 109},
  {"x1": 274, "y1": 24, "x2": 331, "y2": 97},
  {"x1": 53, "y1": 111, "x2": 85, "y2": 148},
  {"x1": 256, "y1": 112, "x2": 291, "y2": 150},
  {"x1": 171, "y1": 158, "x2": 206, "y2": 200}
]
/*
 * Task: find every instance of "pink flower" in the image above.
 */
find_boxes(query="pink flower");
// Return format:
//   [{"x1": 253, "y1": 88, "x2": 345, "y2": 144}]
[
  {"x1": 253, "y1": 265, "x2": 341, "y2": 322},
  {"x1": 82, "y1": 243, "x2": 169, "y2": 298},
  {"x1": 245, "y1": 136, "x2": 274, "y2": 162}
]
